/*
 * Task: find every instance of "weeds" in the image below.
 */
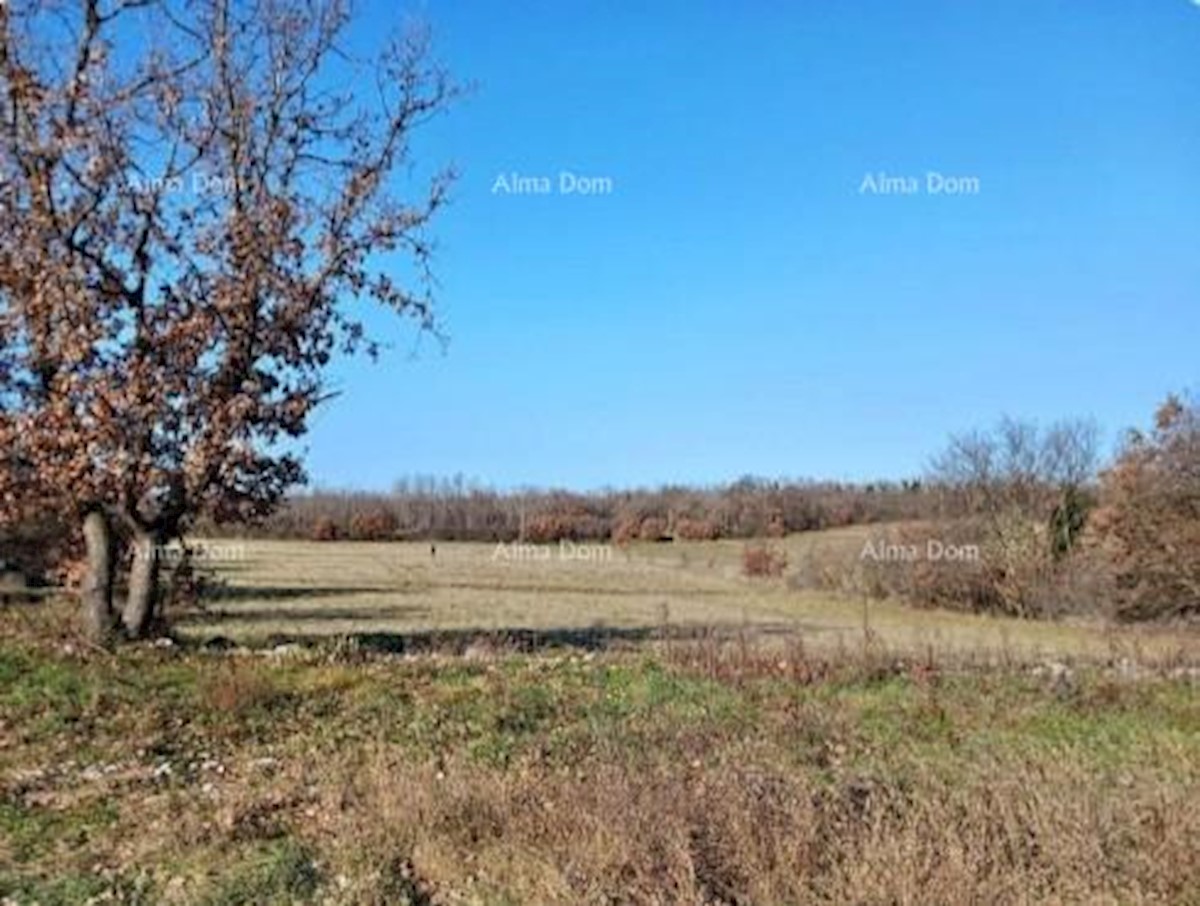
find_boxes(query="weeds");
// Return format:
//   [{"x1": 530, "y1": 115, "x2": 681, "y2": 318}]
[
  {"x1": 2, "y1": 604, "x2": 1199, "y2": 903},
  {"x1": 199, "y1": 839, "x2": 320, "y2": 905}
]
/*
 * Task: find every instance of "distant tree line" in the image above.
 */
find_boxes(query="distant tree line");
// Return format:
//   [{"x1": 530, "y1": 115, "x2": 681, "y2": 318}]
[
  {"x1": 201, "y1": 476, "x2": 936, "y2": 544},
  {"x1": 4, "y1": 394, "x2": 1196, "y2": 626}
]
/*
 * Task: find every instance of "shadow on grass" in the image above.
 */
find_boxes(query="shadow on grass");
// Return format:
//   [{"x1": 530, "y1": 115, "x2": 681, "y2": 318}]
[
  {"x1": 183, "y1": 621, "x2": 828, "y2": 656},
  {"x1": 342, "y1": 625, "x2": 662, "y2": 654},
  {"x1": 201, "y1": 561, "x2": 252, "y2": 574},
  {"x1": 198, "y1": 585, "x2": 395, "y2": 602},
  {"x1": 178, "y1": 603, "x2": 433, "y2": 624},
  {"x1": 436, "y1": 580, "x2": 733, "y2": 598}
]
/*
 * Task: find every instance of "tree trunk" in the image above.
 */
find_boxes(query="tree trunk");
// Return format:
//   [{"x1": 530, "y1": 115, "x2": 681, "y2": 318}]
[
  {"x1": 81, "y1": 509, "x2": 116, "y2": 644},
  {"x1": 122, "y1": 529, "x2": 162, "y2": 639}
]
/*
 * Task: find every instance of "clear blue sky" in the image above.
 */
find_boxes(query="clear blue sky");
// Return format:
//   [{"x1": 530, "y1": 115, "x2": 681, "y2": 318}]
[{"x1": 305, "y1": 0, "x2": 1200, "y2": 491}]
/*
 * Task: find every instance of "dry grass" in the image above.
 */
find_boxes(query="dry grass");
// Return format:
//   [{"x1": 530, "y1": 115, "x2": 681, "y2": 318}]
[
  {"x1": 179, "y1": 533, "x2": 1193, "y2": 662},
  {"x1": 5, "y1": 536, "x2": 1200, "y2": 903},
  {"x1": 2, "y1": 600, "x2": 1200, "y2": 903},
  {"x1": 321, "y1": 744, "x2": 1200, "y2": 905}
]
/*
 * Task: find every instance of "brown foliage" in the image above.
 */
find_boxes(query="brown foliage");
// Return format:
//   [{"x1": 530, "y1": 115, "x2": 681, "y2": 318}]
[
  {"x1": 867, "y1": 522, "x2": 1010, "y2": 613},
  {"x1": 638, "y1": 516, "x2": 670, "y2": 542},
  {"x1": 523, "y1": 511, "x2": 608, "y2": 544},
  {"x1": 742, "y1": 543, "x2": 788, "y2": 578},
  {"x1": 200, "y1": 662, "x2": 289, "y2": 717},
  {"x1": 0, "y1": 0, "x2": 457, "y2": 637},
  {"x1": 611, "y1": 515, "x2": 642, "y2": 546},
  {"x1": 310, "y1": 517, "x2": 341, "y2": 543},
  {"x1": 1099, "y1": 395, "x2": 1200, "y2": 621},
  {"x1": 673, "y1": 516, "x2": 722, "y2": 541},
  {"x1": 348, "y1": 509, "x2": 399, "y2": 542}
]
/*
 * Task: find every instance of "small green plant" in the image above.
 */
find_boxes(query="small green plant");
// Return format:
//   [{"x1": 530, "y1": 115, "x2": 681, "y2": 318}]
[{"x1": 201, "y1": 839, "x2": 321, "y2": 905}]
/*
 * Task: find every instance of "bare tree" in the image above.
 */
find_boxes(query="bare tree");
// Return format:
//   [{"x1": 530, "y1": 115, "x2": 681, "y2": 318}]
[
  {"x1": 931, "y1": 417, "x2": 1098, "y2": 524},
  {"x1": 0, "y1": 0, "x2": 457, "y2": 640},
  {"x1": 927, "y1": 416, "x2": 1100, "y2": 616}
]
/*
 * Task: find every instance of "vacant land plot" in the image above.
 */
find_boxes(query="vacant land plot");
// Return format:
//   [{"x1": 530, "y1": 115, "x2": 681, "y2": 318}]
[
  {"x1": 183, "y1": 531, "x2": 1191, "y2": 662},
  {"x1": 4, "y1": 535, "x2": 1197, "y2": 903},
  {"x1": 2, "y1": 601, "x2": 1199, "y2": 905}
]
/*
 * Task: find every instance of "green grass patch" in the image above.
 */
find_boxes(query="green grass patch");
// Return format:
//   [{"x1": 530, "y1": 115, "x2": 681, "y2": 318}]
[
  {"x1": 0, "y1": 795, "x2": 119, "y2": 863},
  {"x1": 197, "y1": 839, "x2": 322, "y2": 905}
]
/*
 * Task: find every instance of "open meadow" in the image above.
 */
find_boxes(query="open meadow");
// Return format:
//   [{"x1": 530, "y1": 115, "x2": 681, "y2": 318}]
[
  {"x1": 3, "y1": 533, "x2": 1199, "y2": 904},
  {"x1": 182, "y1": 530, "x2": 1191, "y2": 663}
]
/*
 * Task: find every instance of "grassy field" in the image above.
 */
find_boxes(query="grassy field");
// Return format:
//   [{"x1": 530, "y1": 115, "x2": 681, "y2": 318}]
[
  {"x1": 182, "y1": 531, "x2": 1190, "y2": 662},
  {"x1": 2, "y1": 535, "x2": 1199, "y2": 904},
  {"x1": 3, "y1": 601, "x2": 1200, "y2": 904}
]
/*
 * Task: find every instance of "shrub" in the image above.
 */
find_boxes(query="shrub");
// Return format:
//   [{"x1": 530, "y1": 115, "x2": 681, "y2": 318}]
[
  {"x1": 200, "y1": 662, "x2": 291, "y2": 719},
  {"x1": 638, "y1": 516, "x2": 670, "y2": 542},
  {"x1": 203, "y1": 839, "x2": 321, "y2": 904},
  {"x1": 1098, "y1": 395, "x2": 1200, "y2": 621},
  {"x1": 349, "y1": 508, "x2": 399, "y2": 541},
  {"x1": 521, "y1": 507, "x2": 609, "y2": 544},
  {"x1": 674, "y1": 517, "x2": 721, "y2": 541},
  {"x1": 310, "y1": 517, "x2": 340, "y2": 542},
  {"x1": 742, "y1": 543, "x2": 787, "y2": 578},
  {"x1": 918, "y1": 417, "x2": 1102, "y2": 617},
  {"x1": 612, "y1": 516, "x2": 641, "y2": 546},
  {"x1": 523, "y1": 514, "x2": 570, "y2": 543},
  {"x1": 869, "y1": 521, "x2": 1008, "y2": 614}
]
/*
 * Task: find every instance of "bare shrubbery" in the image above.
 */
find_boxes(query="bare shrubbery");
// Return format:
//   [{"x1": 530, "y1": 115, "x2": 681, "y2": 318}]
[
  {"x1": 611, "y1": 515, "x2": 641, "y2": 546},
  {"x1": 864, "y1": 418, "x2": 1105, "y2": 617},
  {"x1": 674, "y1": 516, "x2": 722, "y2": 541},
  {"x1": 612, "y1": 511, "x2": 720, "y2": 544},
  {"x1": 58, "y1": 478, "x2": 935, "y2": 556},
  {"x1": 348, "y1": 509, "x2": 400, "y2": 542},
  {"x1": 637, "y1": 516, "x2": 671, "y2": 542},
  {"x1": 523, "y1": 509, "x2": 609, "y2": 543},
  {"x1": 813, "y1": 400, "x2": 1197, "y2": 623},
  {"x1": 866, "y1": 522, "x2": 1000, "y2": 608},
  {"x1": 310, "y1": 517, "x2": 340, "y2": 543},
  {"x1": 742, "y1": 543, "x2": 788, "y2": 578}
]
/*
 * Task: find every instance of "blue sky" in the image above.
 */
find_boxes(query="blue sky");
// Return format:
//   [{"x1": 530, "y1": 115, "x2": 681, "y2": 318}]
[{"x1": 305, "y1": 0, "x2": 1200, "y2": 491}]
